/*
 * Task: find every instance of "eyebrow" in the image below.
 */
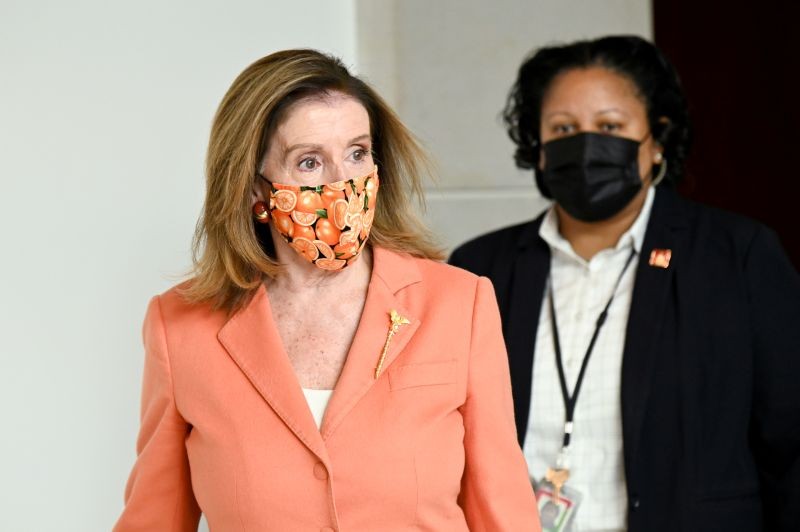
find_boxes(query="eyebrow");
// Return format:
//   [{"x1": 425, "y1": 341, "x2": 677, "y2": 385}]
[
  {"x1": 283, "y1": 134, "x2": 372, "y2": 158},
  {"x1": 542, "y1": 108, "x2": 630, "y2": 120},
  {"x1": 542, "y1": 111, "x2": 573, "y2": 120},
  {"x1": 596, "y1": 108, "x2": 629, "y2": 117}
]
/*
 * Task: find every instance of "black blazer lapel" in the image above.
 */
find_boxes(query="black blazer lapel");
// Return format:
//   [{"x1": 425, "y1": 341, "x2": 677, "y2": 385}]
[
  {"x1": 504, "y1": 217, "x2": 551, "y2": 446},
  {"x1": 621, "y1": 188, "x2": 689, "y2": 475}
]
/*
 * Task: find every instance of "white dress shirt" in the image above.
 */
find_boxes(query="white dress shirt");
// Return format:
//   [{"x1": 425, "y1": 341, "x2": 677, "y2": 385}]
[{"x1": 523, "y1": 187, "x2": 655, "y2": 531}]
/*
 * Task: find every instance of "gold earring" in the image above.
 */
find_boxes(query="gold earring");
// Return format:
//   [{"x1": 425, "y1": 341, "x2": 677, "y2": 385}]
[
  {"x1": 652, "y1": 158, "x2": 668, "y2": 187},
  {"x1": 252, "y1": 201, "x2": 270, "y2": 223}
]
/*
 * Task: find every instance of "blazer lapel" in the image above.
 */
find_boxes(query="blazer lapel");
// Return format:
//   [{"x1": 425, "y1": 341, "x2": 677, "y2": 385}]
[
  {"x1": 505, "y1": 217, "x2": 551, "y2": 446},
  {"x1": 218, "y1": 286, "x2": 329, "y2": 462},
  {"x1": 621, "y1": 188, "x2": 688, "y2": 474},
  {"x1": 320, "y1": 247, "x2": 422, "y2": 440}
]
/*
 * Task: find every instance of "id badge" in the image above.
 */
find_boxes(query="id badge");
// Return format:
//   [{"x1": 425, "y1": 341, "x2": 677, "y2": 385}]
[{"x1": 533, "y1": 478, "x2": 582, "y2": 532}]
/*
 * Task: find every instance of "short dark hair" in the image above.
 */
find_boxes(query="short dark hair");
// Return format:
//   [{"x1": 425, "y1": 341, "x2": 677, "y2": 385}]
[{"x1": 502, "y1": 35, "x2": 691, "y2": 198}]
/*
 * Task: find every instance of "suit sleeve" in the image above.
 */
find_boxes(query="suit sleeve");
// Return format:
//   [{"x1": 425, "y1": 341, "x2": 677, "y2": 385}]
[
  {"x1": 458, "y1": 276, "x2": 541, "y2": 531},
  {"x1": 746, "y1": 227, "x2": 800, "y2": 531},
  {"x1": 114, "y1": 296, "x2": 201, "y2": 531}
]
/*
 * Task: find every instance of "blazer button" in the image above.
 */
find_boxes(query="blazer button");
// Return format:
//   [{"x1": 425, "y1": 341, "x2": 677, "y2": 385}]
[
  {"x1": 630, "y1": 495, "x2": 641, "y2": 510},
  {"x1": 313, "y1": 462, "x2": 328, "y2": 480}
]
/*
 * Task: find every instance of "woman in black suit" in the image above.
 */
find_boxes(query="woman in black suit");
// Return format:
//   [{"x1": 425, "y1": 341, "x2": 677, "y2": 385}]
[{"x1": 450, "y1": 36, "x2": 800, "y2": 532}]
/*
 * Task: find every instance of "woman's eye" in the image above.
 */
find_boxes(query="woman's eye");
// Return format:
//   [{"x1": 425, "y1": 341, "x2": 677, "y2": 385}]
[
  {"x1": 552, "y1": 124, "x2": 574, "y2": 135},
  {"x1": 351, "y1": 148, "x2": 370, "y2": 162},
  {"x1": 299, "y1": 157, "x2": 319, "y2": 170},
  {"x1": 600, "y1": 122, "x2": 622, "y2": 133}
]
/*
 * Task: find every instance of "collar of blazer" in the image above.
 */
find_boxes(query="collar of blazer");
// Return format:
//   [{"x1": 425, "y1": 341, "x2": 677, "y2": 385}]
[
  {"x1": 513, "y1": 187, "x2": 690, "y2": 252},
  {"x1": 217, "y1": 246, "x2": 422, "y2": 462}
]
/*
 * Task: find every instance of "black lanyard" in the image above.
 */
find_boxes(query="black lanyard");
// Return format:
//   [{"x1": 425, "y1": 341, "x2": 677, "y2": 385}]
[{"x1": 548, "y1": 247, "x2": 636, "y2": 449}]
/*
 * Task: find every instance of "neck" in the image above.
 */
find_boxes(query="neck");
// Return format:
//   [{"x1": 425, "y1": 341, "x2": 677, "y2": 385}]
[
  {"x1": 556, "y1": 185, "x2": 650, "y2": 261},
  {"x1": 267, "y1": 226, "x2": 373, "y2": 292}
]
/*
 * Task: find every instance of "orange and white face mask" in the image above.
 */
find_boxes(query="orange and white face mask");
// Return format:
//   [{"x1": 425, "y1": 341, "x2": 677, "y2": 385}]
[{"x1": 265, "y1": 166, "x2": 379, "y2": 271}]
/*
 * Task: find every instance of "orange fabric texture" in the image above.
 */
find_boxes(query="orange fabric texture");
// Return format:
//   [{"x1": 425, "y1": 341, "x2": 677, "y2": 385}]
[
  {"x1": 114, "y1": 247, "x2": 541, "y2": 531},
  {"x1": 269, "y1": 166, "x2": 378, "y2": 271}
]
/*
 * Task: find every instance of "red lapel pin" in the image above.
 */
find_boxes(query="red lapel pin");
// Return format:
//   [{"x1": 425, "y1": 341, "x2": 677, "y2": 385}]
[{"x1": 649, "y1": 248, "x2": 672, "y2": 268}]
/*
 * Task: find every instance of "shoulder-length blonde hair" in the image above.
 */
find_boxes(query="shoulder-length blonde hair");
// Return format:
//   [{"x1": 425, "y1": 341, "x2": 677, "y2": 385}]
[{"x1": 184, "y1": 49, "x2": 443, "y2": 312}]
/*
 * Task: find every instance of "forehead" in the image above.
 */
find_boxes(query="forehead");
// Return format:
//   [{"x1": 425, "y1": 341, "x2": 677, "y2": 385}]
[
  {"x1": 541, "y1": 66, "x2": 645, "y2": 115},
  {"x1": 274, "y1": 93, "x2": 370, "y2": 143}
]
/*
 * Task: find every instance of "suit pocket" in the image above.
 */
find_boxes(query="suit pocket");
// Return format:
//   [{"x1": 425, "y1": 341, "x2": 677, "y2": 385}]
[{"x1": 389, "y1": 360, "x2": 458, "y2": 391}]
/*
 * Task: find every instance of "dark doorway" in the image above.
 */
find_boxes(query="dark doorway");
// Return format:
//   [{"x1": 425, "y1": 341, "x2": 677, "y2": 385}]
[{"x1": 653, "y1": 0, "x2": 800, "y2": 269}]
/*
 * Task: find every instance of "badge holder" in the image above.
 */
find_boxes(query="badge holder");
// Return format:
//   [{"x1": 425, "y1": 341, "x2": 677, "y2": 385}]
[{"x1": 533, "y1": 448, "x2": 582, "y2": 532}]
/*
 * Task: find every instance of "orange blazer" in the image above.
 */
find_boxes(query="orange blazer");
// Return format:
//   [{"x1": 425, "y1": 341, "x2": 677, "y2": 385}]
[{"x1": 115, "y1": 247, "x2": 541, "y2": 531}]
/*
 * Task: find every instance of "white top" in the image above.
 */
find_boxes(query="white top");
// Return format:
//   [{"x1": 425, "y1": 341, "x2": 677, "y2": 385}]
[
  {"x1": 301, "y1": 388, "x2": 334, "y2": 429},
  {"x1": 523, "y1": 187, "x2": 655, "y2": 532}
]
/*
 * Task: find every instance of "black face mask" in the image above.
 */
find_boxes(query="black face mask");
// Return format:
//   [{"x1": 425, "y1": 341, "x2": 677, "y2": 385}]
[{"x1": 542, "y1": 132, "x2": 643, "y2": 222}]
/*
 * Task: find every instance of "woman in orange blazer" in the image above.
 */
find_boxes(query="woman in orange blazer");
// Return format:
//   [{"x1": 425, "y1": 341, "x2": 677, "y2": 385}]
[{"x1": 114, "y1": 49, "x2": 540, "y2": 531}]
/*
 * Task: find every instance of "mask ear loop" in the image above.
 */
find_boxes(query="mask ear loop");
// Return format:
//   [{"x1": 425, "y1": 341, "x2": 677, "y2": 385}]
[{"x1": 651, "y1": 158, "x2": 668, "y2": 187}]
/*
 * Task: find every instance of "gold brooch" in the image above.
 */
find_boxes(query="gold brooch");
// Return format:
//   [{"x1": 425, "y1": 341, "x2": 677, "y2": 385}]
[{"x1": 374, "y1": 309, "x2": 410, "y2": 379}]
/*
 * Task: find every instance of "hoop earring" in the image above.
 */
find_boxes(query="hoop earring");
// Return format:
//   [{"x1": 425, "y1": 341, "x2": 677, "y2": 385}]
[
  {"x1": 252, "y1": 201, "x2": 270, "y2": 223},
  {"x1": 652, "y1": 158, "x2": 668, "y2": 187}
]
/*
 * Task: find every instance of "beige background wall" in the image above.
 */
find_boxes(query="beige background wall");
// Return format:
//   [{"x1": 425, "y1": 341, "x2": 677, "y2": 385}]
[{"x1": 357, "y1": 0, "x2": 652, "y2": 251}]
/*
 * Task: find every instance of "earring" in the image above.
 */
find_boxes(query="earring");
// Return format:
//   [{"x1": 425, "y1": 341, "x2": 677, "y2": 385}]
[
  {"x1": 652, "y1": 158, "x2": 668, "y2": 187},
  {"x1": 252, "y1": 201, "x2": 270, "y2": 223},
  {"x1": 654, "y1": 152, "x2": 663, "y2": 164}
]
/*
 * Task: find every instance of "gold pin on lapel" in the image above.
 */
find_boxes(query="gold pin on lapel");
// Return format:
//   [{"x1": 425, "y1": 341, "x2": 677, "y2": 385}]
[
  {"x1": 649, "y1": 248, "x2": 672, "y2": 268},
  {"x1": 374, "y1": 309, "x2": 411, "y2": 379}
]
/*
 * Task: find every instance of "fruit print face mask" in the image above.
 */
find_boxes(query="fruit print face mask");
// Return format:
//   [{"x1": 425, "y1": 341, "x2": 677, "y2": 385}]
[{"x1": 266, "y1": 165, "x2": 379, "y2": 271}]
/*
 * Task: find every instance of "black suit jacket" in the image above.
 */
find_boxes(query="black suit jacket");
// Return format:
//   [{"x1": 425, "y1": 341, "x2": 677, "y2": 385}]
[{"x1": 449, "y1": 188, "x2": 800, "y2": 532}]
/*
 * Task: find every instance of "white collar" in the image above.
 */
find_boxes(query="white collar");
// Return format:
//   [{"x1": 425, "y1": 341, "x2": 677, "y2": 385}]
[{"x1": 539, "y1": 186, "x2": 655, "y2": 266}]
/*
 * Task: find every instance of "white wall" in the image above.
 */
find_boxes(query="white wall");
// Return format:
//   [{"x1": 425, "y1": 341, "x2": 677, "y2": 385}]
[
  {"x1": 0, "y1": 1, "x2": 355, "y2": 530},
  {"x1": 357, "y1": 0, "x2": 653, "y2": 250}
]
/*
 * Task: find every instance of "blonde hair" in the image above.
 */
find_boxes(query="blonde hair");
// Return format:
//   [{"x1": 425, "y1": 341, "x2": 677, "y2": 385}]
[{"x1": 184, "y1": 49, "x2": 443, "y2": 312}]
